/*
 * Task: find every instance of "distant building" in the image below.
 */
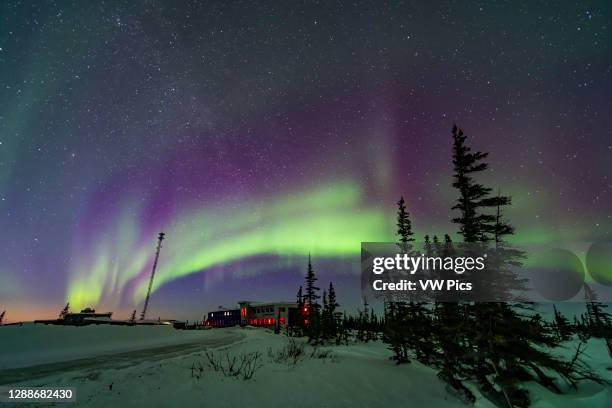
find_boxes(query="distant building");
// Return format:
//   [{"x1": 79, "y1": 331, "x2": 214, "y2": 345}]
[
  {"x1": 206, "y1": 308, "x2": 241, "y2": 327},
  {"x1": 35, "y1": 307, "x2": 177, "y2": 326},
  {"x1": 63, "y1": 307, "x2": 112, "y2": 324},
  {"x1": 204, "y1": 301, "x2": 303, "y2": 328},
  {"x1": 239, "y1": 301, "x2": 302, "y2": 327}
]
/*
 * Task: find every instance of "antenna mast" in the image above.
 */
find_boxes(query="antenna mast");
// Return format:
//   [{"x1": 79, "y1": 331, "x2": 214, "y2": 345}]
[{"x1": 140, "y1": 232, "x2": 165, "y2": 320}]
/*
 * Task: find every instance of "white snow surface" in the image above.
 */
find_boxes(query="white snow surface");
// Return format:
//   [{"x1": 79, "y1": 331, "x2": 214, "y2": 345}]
[
  {"x1": 0, "y1": 323, "x2": 226, "y2": 369},
  {"x1": 0, "y1": 325, "x2": 610, "y2": 407}
]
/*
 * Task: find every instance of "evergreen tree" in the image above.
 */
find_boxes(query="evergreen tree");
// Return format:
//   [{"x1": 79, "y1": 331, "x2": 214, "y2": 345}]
[
  {"x1": 449, "y1": 125, "x2": 604, "y2": 407},
  {"x1": 368, "y1": 308, "x2": 379, "y2": 341},
  {"x1": 432, "y1": 234, "x2": 441, "y2": 251},
  {"x1": 431, "y1": 234, "x2": 474, "y2": 402},
  {"x1": 583, "y1": 283, "x2": 612, "y2": 338},
  {"x1": 294, "y1": 286, "x2": 306, "y2": 335},
  {"x1": 296, "y1": 286, "x2": 303, "y2": 304},
  {"x1": 383, "y1": 196, "x2": 420, "y2": 363},
  {"x1": 383, "y1": 298, "x2": 411, "y2": 363},
  {"x1": 553, "y1": 305, "x2": 573, "y2": 341},
  {"x1": 322, "y1": 289, "x2": 328, "y2": 313},
  {"x1": 304, "y1": 255, "x2": 320, "y2": 309},
  {"x1": 409, "y1": 302, "x2": 436, "y2": 364},
  {"x1": 451, "y1": 124, "x2": 500, "y2": 242},
  {"x1": 59, "y1": 303, "x2": 70, "y2": 319},
  {"x1": 322, "y1": 289, "x2": 329, "y2": 339},
  {"x1": 337, "y1": 311, "x2": 350, "y2": 345},
  {"x1": 359, "y1": 297, "x2": 369, "y2": 342},
  {"x1": 304, "y1": 255, "x2": 321, "y2": 342},
  {"x1": 574, "y1": 315, "x2": 591, "y2": 342},
  {"x1": 396, "y1": 196, "x2": 415, "y2": 253},
  {"x1": 327, "y1": 282, "x2": 340, "y2": 340},
  {"x1": 0, "y1": 310, "x2": 5, "y2": 324},
  {"x1": 129, "y1": 310, "x2": 137, "y2": 323}
]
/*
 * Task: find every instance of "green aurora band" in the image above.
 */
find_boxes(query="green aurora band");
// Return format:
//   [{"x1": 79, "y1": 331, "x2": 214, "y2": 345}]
[{"x1": 66, "y1": 181, "x2": 394, "y2": 310}]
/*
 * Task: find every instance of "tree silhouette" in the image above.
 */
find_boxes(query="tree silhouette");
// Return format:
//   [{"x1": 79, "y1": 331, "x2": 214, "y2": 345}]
[{"x1": 59, "y1": 303, "x2": 70, "y2": 319}]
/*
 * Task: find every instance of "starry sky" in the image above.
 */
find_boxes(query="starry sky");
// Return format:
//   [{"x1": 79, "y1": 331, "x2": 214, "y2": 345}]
[{"x1": 0, "y1": 1, "x2": 610, "y2": 322}]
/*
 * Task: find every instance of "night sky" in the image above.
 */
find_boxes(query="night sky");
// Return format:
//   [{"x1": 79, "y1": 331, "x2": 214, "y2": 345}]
[{"x1": 1, "y1": 1, "x2": 610, "y2": 322}]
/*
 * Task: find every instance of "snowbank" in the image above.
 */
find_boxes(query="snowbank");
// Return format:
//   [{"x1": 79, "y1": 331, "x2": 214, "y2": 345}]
[
  {"x1": 8, "y1": 327, "x2": 485, "y2": 407},
  {"x1": 0, "y1": 323, "x2": 230, "y2": 369},
  {"x1": 1, "y1": 326, "x2": 610, "y2": 407}
]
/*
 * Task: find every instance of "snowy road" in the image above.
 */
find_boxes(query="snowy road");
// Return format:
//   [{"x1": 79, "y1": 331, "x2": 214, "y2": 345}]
[{"x1": 0, "y1": 329, "x2": 243, "y2": 385}]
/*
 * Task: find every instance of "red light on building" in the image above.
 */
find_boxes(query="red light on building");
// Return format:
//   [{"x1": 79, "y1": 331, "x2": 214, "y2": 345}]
[{"x1": 280, "y1": 317, "x2": 286, "y2": 325}]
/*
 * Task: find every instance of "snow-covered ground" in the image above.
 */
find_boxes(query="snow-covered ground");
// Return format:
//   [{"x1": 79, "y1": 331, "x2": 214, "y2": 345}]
[
  {"x1": 0, "y1": 325, "x2": 610, "y2": 407},
  {"x1": 0, "y1": 323, "x2": 237, "y2": 369}
]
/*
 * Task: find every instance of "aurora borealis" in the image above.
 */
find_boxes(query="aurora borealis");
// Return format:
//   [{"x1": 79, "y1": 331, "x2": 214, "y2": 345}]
[{"x1": 1, "y1": 1, "x2": 611, "y2": 322}]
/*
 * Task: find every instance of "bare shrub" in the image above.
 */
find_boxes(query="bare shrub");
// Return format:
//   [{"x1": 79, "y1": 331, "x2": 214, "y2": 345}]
[
  {"x1": 314, "y1": 349, "x2": 333, "y2": 359},
  {"x1": 309, "y1": 345, "x2": 333, "y2": 360},
  {"x1": 268, "y1": 337, "x2": 306, "y2": 366},
  {"x1": 268, "y1": 338, "x2": 335, "y2": 365},
  {"x1": 240, "y1": 352, "x2": 262, "y2": 380},
  {"x1": 190, "y1": 360, "x2": 204, "y2": 379},
  {"x1": 204, "y1": 350, "x2": 262, "y2": 380}
]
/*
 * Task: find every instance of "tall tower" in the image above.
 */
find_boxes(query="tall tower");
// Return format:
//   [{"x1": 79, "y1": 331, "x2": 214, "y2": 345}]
[{"x1": 140, "y1": 232, "x2": 166, "y2": 320}]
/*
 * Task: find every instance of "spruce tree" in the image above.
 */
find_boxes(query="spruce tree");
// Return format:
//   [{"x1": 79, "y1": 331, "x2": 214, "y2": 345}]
[
  {"x1": 451, "y1": 124, "x2": 499, "y2": 242},
  {"x1": 399, "y1": 198, "x2": 437, "y2": 363},
  {"x1": 304, "y1": 255, "x2": 320, "y2": 309},
  {"x1": 0, "y1": 310, "x2": 5, "y2": 324},
  {"x1": 129, "y1": 310, "x2": 137, "y2": 323},
  {"x1": 296, "y1": 286, "x2": 303, "y2": 304},
  {"x1": 304, "y1": 255, "x2": 321, "y2": 342},
  {"x1": 583, "y1": 283, "x2": 611, "y2": 338},
  {"x1": 449, "y1": 124, "x2": 604, "y2": 407},
  {"x1": 383, "y1": 294, "x2": 411, "y2": 363},
  {"x1": 360, "y1": 297, "x2": 369, "y2": 342},
  {"x1": 383, "y1": 196, "x2": 420, "y2": 363},
  {"x1": 295, "y1": 286, "x2": 305, "y2": 335},
  {"x1": 327, "y1": 282, "x2": 339, "y2": 339},
  {"x1": 322, "y1": 289, "x2": 329, "y2": 339},
  {"x1": 368, "y1": 308, "x2": 379, "y2": 341},
  {"x1": 432, "y1": 234, "x2": 441, "y2": 251},
  {"x1": 431, "y1": 234, "x2": 474, "y2": 402},
  {"x1": 396, "y1": 196, "x2": 415, "y2": 252},
  {"x1": 553, "y1": 305, "x2": 572, "y2": 341},
  {"x1": 59, "y1": 303, "x2": 70, "y2": 319},
  {"x1": 338, "y1": 311, "x2": 350, "y2": 345}
]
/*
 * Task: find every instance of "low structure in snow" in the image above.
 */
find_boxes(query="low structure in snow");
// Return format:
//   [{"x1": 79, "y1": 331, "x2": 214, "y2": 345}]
[
  {"x1": 63, "y1": 307, "x2": 113, "y2": 324},
  {"x1": 34, "y1": 308, "x2": 180, "y2": 327},
  {"x1": 35, "y1": 307, "x2": 115, "y2": 326}
]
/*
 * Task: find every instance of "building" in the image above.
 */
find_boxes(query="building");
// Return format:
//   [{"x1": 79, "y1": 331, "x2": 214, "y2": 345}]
[
  {"x1": 35, "y1": 307, "x2": 179, "y2": 327},
  {"x1": 206, "y1": 308, "x2": 241, "y2": 327},
  {"x1": 63, "y1": 307, "x2": 113, "y2": 324},
  {"x1": 238, "y1": 301, "x2": 302, "y2": 328},
  {"x1": 34, "y1": 307, "x2": 114, "y2": 326},
  {"x1": 204, "y1": 301, "x2": 304, "y2": 328}
]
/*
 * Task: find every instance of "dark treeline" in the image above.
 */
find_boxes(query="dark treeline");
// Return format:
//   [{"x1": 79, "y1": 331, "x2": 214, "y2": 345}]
[{"x1": 292, "y1": 125, "x2": 611, "y2": 408}]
